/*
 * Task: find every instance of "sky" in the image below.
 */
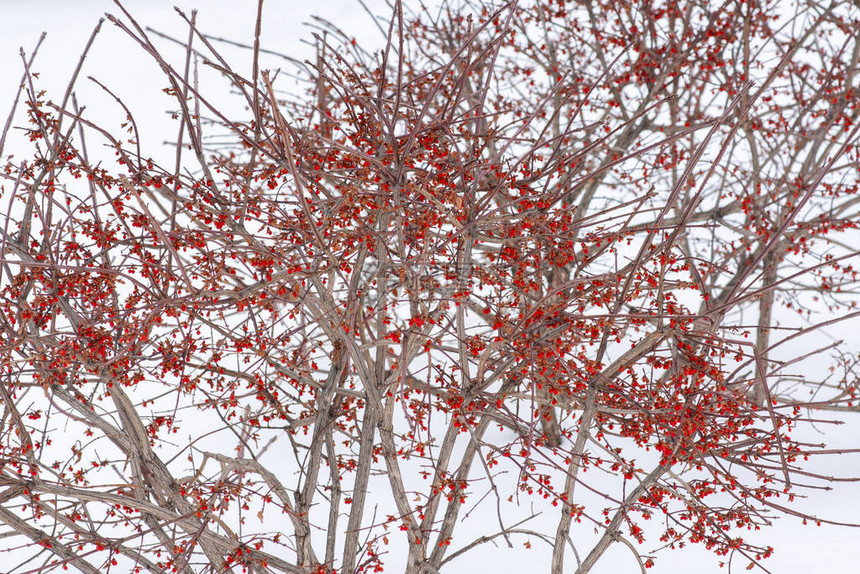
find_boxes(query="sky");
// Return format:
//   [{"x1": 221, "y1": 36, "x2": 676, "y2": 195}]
[{"x1": 1, "y1": 1, "x2": 859, "y2": 573}]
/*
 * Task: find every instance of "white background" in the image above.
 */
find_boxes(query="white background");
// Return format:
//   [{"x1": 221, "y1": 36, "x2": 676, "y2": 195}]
[{"x1": 1, "y1": 1, "x2": 858, "y2": 572}]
